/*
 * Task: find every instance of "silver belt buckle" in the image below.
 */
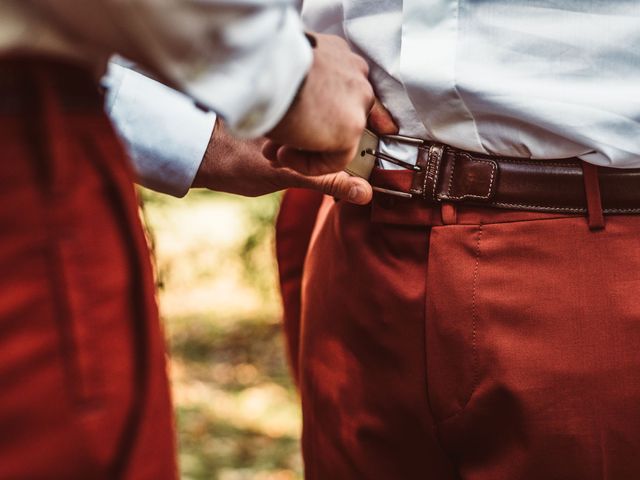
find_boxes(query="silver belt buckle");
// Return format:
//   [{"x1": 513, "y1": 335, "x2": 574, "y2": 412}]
[
  {"x1": 344, "y1": 129, "x2": 379, "y2": 179},
  {"x1": 344, "y1": 129, "x2": 425, "y2": 199}
]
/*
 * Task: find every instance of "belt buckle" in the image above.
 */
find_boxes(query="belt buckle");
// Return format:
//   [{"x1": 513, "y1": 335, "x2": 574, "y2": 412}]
[{"x1": 344, "y1": 130, "x2": 430, "y2": 199}]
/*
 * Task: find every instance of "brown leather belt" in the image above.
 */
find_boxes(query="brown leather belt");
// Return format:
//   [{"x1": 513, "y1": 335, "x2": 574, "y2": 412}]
[{"x1": 346, "y1": 130, "x2": 640, "y2": 215}]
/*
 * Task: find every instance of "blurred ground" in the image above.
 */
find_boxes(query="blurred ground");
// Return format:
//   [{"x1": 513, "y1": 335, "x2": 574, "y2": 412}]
[{"x1": 141, "y1": 188, "x2": 303, "y2": 480}]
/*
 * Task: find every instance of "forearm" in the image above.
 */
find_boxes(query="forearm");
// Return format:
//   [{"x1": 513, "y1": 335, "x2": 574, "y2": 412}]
[{"x1": 104, "y1": 64, "x2": 375, "y2": 205}]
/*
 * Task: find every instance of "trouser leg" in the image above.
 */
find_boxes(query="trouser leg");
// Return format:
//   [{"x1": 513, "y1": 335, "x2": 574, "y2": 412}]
[
  {"x1": 299, "y1": 198, "x2": 456, "y2": 479},
  {"x1": 0, "y1": 60, "x2": 176, "y2": 479},
  {"x1": 426, "y1": 212, "x2": 640, "y2": 479},
  {"x1": 276, "y1": 188, "x2": 324, "y2": 384},
  {"x1": 300, "y1": 192, "x2": 640, "y2": 479}
]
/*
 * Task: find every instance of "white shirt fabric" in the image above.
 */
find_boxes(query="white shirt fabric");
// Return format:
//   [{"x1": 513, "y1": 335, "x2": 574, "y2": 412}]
[
  {"x1": 104, "y1": 63, "x2": 215, "y2": 197},
  {"x1": 303, "y1": 0, "x2": 640, "y2": 168},
  {"x1": 0, "y1": 0, "x2": 312, "y2": 138}
]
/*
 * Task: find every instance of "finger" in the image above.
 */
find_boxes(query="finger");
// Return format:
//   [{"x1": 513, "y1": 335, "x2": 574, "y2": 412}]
[
  {"x1": 318, "y1": 172, "x2": 373, "y2": 204},
  {"x1": 262, "y1": 140, "x2": 281, "y2": 162},
  {"x1": 294, "y1": 171, "x2": 373, "y2": 205},
  {"x1": 367, "y1": 98, "x2": 399, "y2": 135},
  {"x1": 276, "y1": 146, "x2": 354, "y2": 176}
]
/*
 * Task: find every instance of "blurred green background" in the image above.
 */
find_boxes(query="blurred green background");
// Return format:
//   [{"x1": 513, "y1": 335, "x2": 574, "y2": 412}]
[{"x1": 141, "y1": 188, "x2": 303, "y2": 480}]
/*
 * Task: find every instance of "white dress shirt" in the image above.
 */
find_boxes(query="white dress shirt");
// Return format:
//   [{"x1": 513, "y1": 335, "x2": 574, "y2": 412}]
[
  {"x1": 104, "y1": 63, "x2": 215, "y2": 197},
  {"x1": 0, "y1": 0, "x2": 312, "y2": 138},
  {"x1": 304, "y1": 0, "x2": 640, "y2": 168}
]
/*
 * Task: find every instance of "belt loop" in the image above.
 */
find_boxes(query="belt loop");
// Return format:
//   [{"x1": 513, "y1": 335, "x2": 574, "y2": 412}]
[
  {"x1": 410, "y1": 143, "x2": 445, "y2": 200},
  {"x1": 581, "y1": 162, "x2": 605, "y2": 231},
  {"x1": 441, "y1": 202, "x2": 457, "y2": 225}
]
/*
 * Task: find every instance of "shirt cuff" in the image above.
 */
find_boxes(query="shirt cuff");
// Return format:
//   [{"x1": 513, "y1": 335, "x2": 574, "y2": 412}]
[
  {"x1": 104, "y1": 63, "x2": 216, "y2": 197},
  {"x1": 183, "y1": 7, "x2": 313, "y2": 138}
]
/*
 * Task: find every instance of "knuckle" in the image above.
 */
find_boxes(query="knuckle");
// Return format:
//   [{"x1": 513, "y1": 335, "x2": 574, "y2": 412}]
[
  {"x1": 364, "y1": 84, "x2": 375, "y2": 105},
  {"x1": 338, "y1": 121, "x2": 362, "y2": 146},
  {"x1": 352, "y1": 111, "x2": 367, "y2": 132},
  {"x1": 344, "y1": 119, "x2": 365, "y2": 145},
  {"x1": 321, "y1": 173, "x2": 345, "y2": 196},
  {"x1": 334, "y1": 35, "x2": 349, "y2": 48},
  {"x1": 333, "y1": 108, "x2": 367, "y2": 147},
  {"x1": 356, "y1": 56, "x2": 370, "y2": 75}
]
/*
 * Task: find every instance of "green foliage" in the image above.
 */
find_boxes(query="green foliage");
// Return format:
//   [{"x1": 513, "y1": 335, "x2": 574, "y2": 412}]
[
  {"x1": 238, "y1": 193, "x2": 282, "y2": 298},
  {"x1": 141, "y1": 188, "x2": 302, "y2": 480}
]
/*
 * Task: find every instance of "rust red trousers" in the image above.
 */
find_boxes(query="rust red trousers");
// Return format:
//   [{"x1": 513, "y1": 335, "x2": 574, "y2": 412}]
[
  {"x1": 0, "y1": 60, "x2": 176, "y2": 479},
  {"x1": 278, "y1": 169, "x2": 640, "y2": 479}
]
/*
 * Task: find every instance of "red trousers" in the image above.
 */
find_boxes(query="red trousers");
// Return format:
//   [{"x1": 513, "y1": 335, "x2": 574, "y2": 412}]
[
  {"x1": 0, "y1": 60, "x2": 176, "y2": 479},
  {"x1": 278, "y1": 169, "x2": 640, "y2": 479}
]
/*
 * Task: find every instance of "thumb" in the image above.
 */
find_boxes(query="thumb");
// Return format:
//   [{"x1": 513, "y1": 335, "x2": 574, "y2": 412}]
[
  {"x1": 275, "y1": 146, "x2": 354, "y2": 176},
  {"x1": 299, "y1": 171, "x2": 373, "y2": 205}
]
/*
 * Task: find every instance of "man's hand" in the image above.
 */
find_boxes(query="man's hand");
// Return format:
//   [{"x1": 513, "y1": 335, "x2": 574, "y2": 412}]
[
  {"x1": 263, "y1": 97, "x2": 400, "y2": 172},
  {"x1": 192, "y1": 121, "x2": 373, "y2": 204},
  {"x1": 265, "y1": 33, "x2": 374, "y2": 176}
]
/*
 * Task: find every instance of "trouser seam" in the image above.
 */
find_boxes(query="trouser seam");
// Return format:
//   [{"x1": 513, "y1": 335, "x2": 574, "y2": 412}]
[
  {"x1": 469, "y1": 223, "x2": 482, "y2": 403},
  {"x1": 425, "y1": 227, "x2": 461, "y2": 475}
]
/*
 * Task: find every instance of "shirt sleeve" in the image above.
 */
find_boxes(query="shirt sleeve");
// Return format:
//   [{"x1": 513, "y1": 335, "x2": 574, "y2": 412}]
[
  {"x1": 104, "y1": 62, "x2": 216, "y2": 198},
  {"x1": 35, "y1": 0, "x2": 313, "y2": 138}
]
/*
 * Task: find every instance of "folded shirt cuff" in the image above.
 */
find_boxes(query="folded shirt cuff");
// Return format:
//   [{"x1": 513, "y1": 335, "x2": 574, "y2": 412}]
[{"x1": 105, "y1": 63, "x2": 216, "y2": 197}]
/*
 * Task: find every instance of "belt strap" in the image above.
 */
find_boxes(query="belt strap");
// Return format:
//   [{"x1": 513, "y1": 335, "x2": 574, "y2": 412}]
[{"x1": 346, "y1": 130, "x2": 640, "y2": 215}]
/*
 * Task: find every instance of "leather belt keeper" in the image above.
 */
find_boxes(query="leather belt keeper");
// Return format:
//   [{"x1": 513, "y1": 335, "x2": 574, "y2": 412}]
[{"x1": 346, "y1": 130, "x2": 640, "y2": 215}]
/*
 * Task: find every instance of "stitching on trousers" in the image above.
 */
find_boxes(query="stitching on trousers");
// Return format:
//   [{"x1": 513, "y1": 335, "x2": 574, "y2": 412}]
[
  {"x1": 469, "y1": 224, "x2": 483, "y2": 404},
  {"x1": 438, "y1": 223, "x2": 484, "y2": 424}
]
